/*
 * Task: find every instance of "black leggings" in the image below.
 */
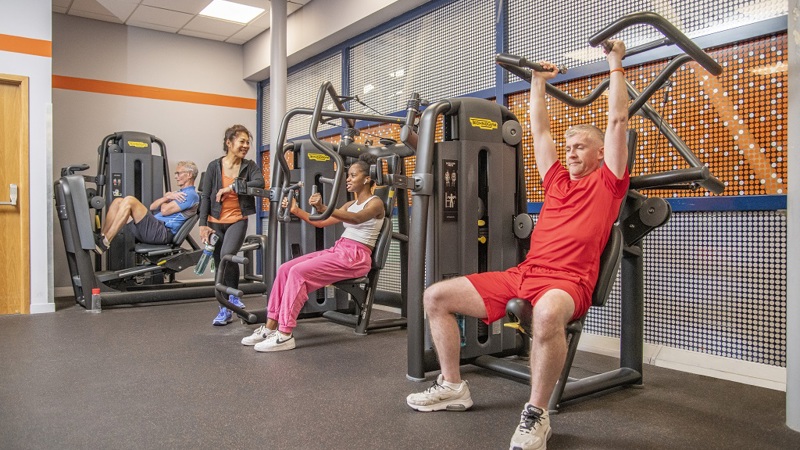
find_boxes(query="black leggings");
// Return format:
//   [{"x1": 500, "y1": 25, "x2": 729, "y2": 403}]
[{"x1": 209, "y1": 219, "x2": 249, "y2": 290}]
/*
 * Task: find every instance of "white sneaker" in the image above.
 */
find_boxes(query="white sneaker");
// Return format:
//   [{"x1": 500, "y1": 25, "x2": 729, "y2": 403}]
[
  {"x1": 254, "y1": 332, "x2": 296, "y2": 352},
  {"x1": 509, "y1": 403, "x2": 551, "y2": 450},
  {"x1": 406, "y1": 374, "x2": 473, "y2": 412},
  {"x1": 241, "y1": 325, "x2": 276, "y2": 346}
]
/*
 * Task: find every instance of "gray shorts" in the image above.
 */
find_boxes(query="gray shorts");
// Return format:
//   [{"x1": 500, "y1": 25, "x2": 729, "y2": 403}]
[{"x1": 127, "y1": 213, "x2": 173, "y2": 245}]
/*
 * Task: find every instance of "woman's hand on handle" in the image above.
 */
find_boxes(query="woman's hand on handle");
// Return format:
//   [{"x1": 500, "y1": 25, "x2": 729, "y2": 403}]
[
  {"x1": 308, "y1": 192, "x2": 326, "y2": 213},
  {"x1": 281, "y1": 195, "x2": 299, "y2": 215}
]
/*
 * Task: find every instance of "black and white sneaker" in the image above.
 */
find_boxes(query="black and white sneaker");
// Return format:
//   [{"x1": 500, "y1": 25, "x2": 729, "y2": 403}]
[
  {"x1": 241, "y1": 325, "x2": 276, "y2": 346},
  {"x1": 253, "y1": 331, "x2": 295, "y2": 352},
  {"x1": 94, "y1": 234, "x2": 109, "y2": 255}
]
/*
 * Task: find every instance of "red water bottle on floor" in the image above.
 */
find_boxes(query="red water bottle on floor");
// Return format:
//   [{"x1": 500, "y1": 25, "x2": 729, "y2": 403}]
[{"x1": 90, "y1": 288, "x2": 101, "y2": 313}]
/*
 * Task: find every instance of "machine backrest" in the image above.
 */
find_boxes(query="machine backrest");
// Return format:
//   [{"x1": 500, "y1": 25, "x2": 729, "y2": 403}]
[
  {"x1": 591, "y1": 224, "x2": 623, "y2": 307},
  {"x1": 171, "y1": 213, "x2": 199, "y2": 246},
  {"x1": 371, "y1": 219, "x2": 393, "y2": 271},
  {"x1": 369, "y1": 185, "x2": 395, "y2": 271}
]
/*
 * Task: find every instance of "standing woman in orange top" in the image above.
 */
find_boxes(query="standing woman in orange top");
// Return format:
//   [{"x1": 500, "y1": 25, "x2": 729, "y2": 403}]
[{"x1": 198, "y1": 124, "x2": 265, "y2": 326}]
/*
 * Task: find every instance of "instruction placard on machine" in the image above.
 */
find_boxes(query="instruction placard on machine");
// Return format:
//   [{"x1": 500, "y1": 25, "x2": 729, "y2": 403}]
[{"x1": 442, "y1": 159, "x2": 458, "y2": 222}]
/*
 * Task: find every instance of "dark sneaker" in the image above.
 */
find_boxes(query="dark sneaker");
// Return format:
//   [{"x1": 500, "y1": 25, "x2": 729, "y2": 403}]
[
  {"x1": 406, "y1": 374, "x2": 473, "y2": 412},
  {"x1": 94, "y1": 234, "x2": 109, "y2": 255},
  {"x1": 509, "y1": 403, "x2": 551, "y2": 450}
]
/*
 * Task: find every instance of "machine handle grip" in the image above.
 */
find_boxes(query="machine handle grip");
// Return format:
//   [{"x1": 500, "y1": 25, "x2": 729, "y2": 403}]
[
  {"x1": 495, "y1": 53, "x2": 567, "y2": 74},
  {"x1": 588, "y1": 11, "x2": 722, "y2": 76}
]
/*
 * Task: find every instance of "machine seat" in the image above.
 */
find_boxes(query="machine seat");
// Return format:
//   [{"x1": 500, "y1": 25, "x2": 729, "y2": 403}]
[
  {"x1": 323, "y1": 186, "x2": 403, "y2": 334},
  {"x1": 134, "y1": 213, "x2": 199, "y2": 256}
]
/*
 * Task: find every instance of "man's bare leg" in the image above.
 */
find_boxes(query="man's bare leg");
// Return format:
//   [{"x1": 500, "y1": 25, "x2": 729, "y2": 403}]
[
  {"x1": 424, "y1": 277, "x2": 488, "y2": 383},
  {"x1": 102, "y1": 196, "x2": 149, "y2": 242}
]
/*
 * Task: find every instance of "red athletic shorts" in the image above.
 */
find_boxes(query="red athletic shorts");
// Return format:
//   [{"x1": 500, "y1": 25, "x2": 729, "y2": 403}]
[{"x1": 465, "y1": 264, "x2": 591, "y2": 323}]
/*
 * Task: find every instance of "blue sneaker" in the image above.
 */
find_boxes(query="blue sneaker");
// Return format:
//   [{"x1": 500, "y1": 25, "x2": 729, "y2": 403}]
[
  {"x1": 228, "y1": 294, "x2": 245, "y2": 309},
  {"x1": 212, "y1": 306, "x2": 232, "y2": 326}
]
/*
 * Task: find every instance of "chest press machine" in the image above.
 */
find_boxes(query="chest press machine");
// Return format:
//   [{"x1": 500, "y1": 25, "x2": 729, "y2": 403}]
[
  {"x1": 219, "y1": 82, "x2": 420, "y2": 335},
  {"x1": 407, "y1": 12, "x2": 725, "y2": 412}
]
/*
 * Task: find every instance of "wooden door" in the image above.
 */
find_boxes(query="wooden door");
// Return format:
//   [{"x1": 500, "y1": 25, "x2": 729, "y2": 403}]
[{"x1": 0, "y1": 74, "x2": 30, "y2": 314}]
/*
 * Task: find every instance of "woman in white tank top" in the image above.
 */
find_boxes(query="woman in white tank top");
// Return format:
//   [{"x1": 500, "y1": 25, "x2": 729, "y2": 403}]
[{"x1": 241, "y1": 154, "x2": 385, "y2": 352}]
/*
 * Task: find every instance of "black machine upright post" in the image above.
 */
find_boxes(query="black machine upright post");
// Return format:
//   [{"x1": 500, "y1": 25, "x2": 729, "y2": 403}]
[
  {"x1": 97, "y1": 131, "x2": 169, "y2": 271},
  {"x1": 620, "y1": 242, "x2": 644, "y2": 379}
]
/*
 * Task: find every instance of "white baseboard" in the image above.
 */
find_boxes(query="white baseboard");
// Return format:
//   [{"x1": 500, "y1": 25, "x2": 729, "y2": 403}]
[
  {"x1": 578, "y1": 333, "x2": 786, "y2": 391},
  {"x1": 30, "y1": 303, "x2": 56, "y2": 314}
]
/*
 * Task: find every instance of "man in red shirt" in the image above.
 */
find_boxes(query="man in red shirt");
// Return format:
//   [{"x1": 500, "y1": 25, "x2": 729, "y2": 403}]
[{"x1": 407, "y1": 40, "x2": 630, "y2": 450}]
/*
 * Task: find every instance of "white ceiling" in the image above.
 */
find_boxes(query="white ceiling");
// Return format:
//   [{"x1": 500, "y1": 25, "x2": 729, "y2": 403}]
[{"x1": 52, "y1": 0, "x2": 311, "y2": 45}]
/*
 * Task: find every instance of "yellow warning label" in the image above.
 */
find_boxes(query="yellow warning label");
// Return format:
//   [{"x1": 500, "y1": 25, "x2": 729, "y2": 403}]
[
  {"x1": 469, "y1": 118, "x2": 498, "y2": 130},
  {"x1": 307, "y1": 153, "x2": 331, "y2": 162},
  {"x1": 127, "y1": 141, "x2": 148, "y2": 148}
]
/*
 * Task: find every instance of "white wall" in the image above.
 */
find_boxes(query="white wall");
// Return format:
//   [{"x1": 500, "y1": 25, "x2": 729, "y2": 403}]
[
  {"x1": 52, "y1": 14, "x2": 258, "y2": 294},
  {"x1": 0, "y1": 0, "x2": 54, "y2": 313},
  {"x1": 243, "y1": 0, "x2": 430, "y2": 81}
]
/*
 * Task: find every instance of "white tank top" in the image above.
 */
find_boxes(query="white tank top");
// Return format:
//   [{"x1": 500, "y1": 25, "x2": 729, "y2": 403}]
[{"x1": 341, "y1": 196, "x2": 384, "y2": 247}]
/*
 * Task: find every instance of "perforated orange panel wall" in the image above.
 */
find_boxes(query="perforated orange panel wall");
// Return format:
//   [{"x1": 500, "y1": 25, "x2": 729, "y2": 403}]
[{"x1": 507, "y1": 34, "x2": 787, "y2": 203}]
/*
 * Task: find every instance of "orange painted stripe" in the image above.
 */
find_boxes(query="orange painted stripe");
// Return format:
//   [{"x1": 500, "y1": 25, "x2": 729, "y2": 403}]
[
  {"x1": 52, "y1": 75, "x2": 257, "y2": 110},
  {"x1": 0, "y1": 33, "x2": 51, "y2": 57}
]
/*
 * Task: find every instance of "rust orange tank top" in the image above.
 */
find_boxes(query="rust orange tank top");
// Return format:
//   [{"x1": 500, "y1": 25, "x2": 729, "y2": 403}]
[{"x1": 209, "y1": 173, "x2": 244, "y2": 224}]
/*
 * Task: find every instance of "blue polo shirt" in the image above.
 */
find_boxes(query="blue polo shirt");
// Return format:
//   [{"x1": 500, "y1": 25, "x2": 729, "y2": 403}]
[{"x1": 154, "y1": 186, "x2": 200, "y2": 235}]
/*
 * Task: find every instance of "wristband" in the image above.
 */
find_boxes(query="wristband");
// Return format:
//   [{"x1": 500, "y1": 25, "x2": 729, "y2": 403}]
[{"x1": 610, "y1": 67, "x2": 625, "y2": 75}]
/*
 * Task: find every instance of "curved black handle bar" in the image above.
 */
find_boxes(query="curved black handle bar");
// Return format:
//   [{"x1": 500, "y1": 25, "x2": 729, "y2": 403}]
[
  {"x1": 498, "y1": 53, "x2": 692, "y2": 115},
  {"x1": 61, "y1": 164, "x2": 90, "y2": 177},
  {"x1": 630, "y1": 166, "x2": 724, "y2": 194},
  {"x1": 308, "y1": 83, "x2": 353, "y2": 221},
  {"x1": 271, "y1": 107, "x2": 408, "y2": 224},
  {"x1": 497, "y1": 57, "x2": 609, "y2": 107},
  {"x1": 278, "y1": 180, "x2": 302, "y2": 223},
  {"x1": 214, "y1": 254, "x2": 258, "y2": 323},
  {"x1": 589, "y1": 11, "x2": 722, "y2": 76},
  {"x1": 496, "y1": 53, "x2": 567, "y2": 74},
  {"x1": 496, "y1": 26, "x2": 724, "y2": 194}
]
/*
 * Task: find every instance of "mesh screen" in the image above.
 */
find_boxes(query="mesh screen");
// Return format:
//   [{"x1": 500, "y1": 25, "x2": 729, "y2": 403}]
[
  {"x1": 348, "y1": 0, "x2": 495, "y2": 115},
  {"x1": 507, "y1": 34, "x2": 788, "y2": 202},
  {"x1": 507, "y1": 0, "x2": 787, "y2": 75},
  {"x1": 585, "y1": 210, "x2": 787, "y2": 367},
  {"x1": 261, "y1": 53, "x2": 343, "y2": 144}
]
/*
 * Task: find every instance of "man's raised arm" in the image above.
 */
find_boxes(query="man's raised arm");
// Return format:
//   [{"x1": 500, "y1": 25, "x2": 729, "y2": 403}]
[
  {"x1": 603, "y1": 39, "x2": 629, "y2": 179},
  {"x1": 529, "y1": 63, "x2": 561, "y2": 181}
]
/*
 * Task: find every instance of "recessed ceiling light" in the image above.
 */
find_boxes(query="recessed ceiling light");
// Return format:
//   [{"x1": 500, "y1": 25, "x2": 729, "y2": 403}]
[{"x1": 199, "y1": 0, "x2": 264, "y2": 24}]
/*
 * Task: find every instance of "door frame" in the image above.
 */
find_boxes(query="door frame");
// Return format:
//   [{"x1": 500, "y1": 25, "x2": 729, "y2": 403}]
[{"x1": 0, "y1": 73, "x2": 31, "y2": 314}]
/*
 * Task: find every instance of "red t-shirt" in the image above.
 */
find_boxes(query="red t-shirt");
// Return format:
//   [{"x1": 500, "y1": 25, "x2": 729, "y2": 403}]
[{"x1": 523, "y1": 161, "x2": 630, "y2": 296}]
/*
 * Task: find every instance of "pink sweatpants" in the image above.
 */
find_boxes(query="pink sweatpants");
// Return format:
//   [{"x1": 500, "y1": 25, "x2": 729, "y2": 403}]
[{"x1": 267, "y1": 238, "x2": 372, "y2": 333}]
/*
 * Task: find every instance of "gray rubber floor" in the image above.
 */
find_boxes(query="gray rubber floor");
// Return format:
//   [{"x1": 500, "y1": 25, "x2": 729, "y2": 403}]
[{"x1": 1, "y1": 296, "x2": 798, "y2": 449}]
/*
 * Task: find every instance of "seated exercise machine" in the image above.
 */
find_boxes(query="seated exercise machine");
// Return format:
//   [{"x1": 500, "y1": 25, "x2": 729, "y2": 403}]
[
  {"x1": 406, "y1": 12, "x2": 725, "y2": 411},
  {"x1": 54, "y1": 131, "x2": 267, "y2": 309},
  {"x1": 220, "y1": 82, "x2": 421, "y2": 334}
]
